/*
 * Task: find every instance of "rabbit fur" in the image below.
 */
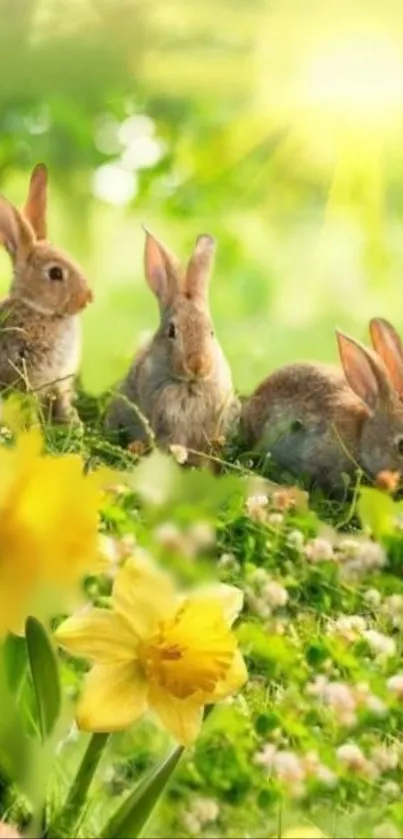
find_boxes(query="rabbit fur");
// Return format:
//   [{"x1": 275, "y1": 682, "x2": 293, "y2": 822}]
[
  {"x1": 0, "y1": 164, "x2": 93, "y2": 423},
  {"x1": 241, "y1": 326, "x2": 403, "y2": 489},
  {"x1": 105, "y1": 229, "x2": 238, "y2": 462}
]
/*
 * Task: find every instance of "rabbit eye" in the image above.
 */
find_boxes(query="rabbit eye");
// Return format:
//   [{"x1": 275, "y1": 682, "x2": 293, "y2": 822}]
[
  {"x1": 168, "y1": 323, "x2": 176, "y2": 339},
  {"x1": 396, "y1": 436, "x2": 403, "y2": 457},
  {"x1": 48, "y1": 265, "x2": 64, "y2": 282}
]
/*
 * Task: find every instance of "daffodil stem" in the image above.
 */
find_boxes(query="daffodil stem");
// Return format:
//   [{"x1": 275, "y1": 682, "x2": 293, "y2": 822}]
[{"x1": 48, "y1": 732, "x2": 109, "y2": 838}]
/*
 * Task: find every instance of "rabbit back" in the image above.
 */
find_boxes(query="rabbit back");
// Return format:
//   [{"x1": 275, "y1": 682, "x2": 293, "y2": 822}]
[{"x1": 242, "y1": 362, "x2": 366, "y2": 487}]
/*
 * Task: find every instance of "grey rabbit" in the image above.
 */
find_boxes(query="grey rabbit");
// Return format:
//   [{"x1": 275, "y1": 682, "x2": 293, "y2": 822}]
[
  {"x1": 105, "y1": 228, "x2": 238, "y2": 463},
  {"x1": 241, "y1": 326, "x2": 403, "y2": 490}
]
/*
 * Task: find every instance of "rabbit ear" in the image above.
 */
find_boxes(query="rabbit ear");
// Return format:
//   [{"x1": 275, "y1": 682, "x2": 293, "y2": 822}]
[
  {"x1": 336, "y1": 330, "x2": 392, "y2": 412},
  {"x1": 143, "y1": 227, "x2": 180, "y2": 306},
  {"x1": 0, "y1": 198, "x2": 35, "y2": 262},
  {"x1": 369, "y1": 317, "x2": 403, "y2": 398},
  {"x1": 23, "y1": 163, "x2": 48, "y2": 240},
  {"x1": 186, "y1": 234, "x2": 215, "y2": 303}
]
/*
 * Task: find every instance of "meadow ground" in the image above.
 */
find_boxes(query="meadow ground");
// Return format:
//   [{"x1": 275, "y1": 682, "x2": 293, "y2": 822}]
[{"x1": 3, "y1": 402, "x2": 403, "y2": 839}]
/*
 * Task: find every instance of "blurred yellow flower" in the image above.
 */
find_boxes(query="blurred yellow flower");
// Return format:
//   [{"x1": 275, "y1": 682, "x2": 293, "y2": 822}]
[
  {"x1": 55, "y1": 554, "x2": 247, "y2": 745},
  {"x1": 0, "y1": 428, "x2": 114, "y2": 636}
]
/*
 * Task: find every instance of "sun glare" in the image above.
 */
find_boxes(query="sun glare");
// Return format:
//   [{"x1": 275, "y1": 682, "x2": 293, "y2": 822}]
[{"x1": 301, "y1": 36, "x2": 403, "y2": 123}]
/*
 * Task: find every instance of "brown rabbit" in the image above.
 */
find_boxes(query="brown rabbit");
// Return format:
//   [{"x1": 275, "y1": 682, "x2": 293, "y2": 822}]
[
  {"x1": 0, "y1": 164, "x2": 93, "y2": 423},
  {"x1": 241, "y1": 329, "x2": 403, "y2": 490},
  {"x1": 104, "y1": 228, "x2": 238, "y2": 462}
]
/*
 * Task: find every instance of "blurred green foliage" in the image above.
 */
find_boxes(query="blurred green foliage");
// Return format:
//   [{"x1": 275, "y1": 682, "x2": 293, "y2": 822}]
[{"x1": 1, "y1": 0, "x2": 403, "y2": 399}]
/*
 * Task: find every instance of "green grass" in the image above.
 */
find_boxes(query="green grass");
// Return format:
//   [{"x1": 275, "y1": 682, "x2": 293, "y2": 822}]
[{"x1": 2, "y1": 397, "x2": 403, "y2": 839}]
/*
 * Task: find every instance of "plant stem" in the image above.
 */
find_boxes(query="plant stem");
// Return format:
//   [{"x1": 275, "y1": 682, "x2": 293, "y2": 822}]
[
  {"x1": 101, "y1": 744, "x2": 184, "y2": 839},
  {"x1": 47, "y1": 732, "x2": 109, "y2": 838}
]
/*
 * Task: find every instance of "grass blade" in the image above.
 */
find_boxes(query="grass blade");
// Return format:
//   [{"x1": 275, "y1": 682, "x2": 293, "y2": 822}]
[
  {"x1": 25, "y1": 617, "x2": 61, "y2": 741},
  {"x1": 101, "y1": 745, "x2": 184, "y2": 839}
]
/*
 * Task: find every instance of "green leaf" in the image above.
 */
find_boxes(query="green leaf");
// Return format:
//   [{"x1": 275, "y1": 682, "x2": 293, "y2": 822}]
[
  {"x1": 101, "y1": 745, "x2": 184, "y2": 839},
  {"x1": 25, "y1": 617, "x2": 61, "y2": 741},
  {"x1": 358, "y1": 487, "x2": 396, "y2": 539},
  {"x1": 50, "y1": 733, "x2": 109, "y2": 838},
  {"x1": 3, "y1": 634, "x2": 27, "y2": 693}
]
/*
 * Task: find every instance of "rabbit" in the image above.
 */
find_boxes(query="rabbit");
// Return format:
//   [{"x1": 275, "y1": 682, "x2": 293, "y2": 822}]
[
  {"x1": 104, "y1": 228, "x2": 239, "y2": 463},
  {"x1": 0, "y1": 163, "x2": 93, "y2": 424},
  {"x1": 241, "y1": 328, "x2": 403, "y2": 490}
]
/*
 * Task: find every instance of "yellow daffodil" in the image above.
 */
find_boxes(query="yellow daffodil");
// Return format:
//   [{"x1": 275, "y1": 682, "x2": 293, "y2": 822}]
[
  {"x1": 55, "y1": 554, "x2": 247, "y2": 745},
  {"x1": 0, "y1": 428, "x2": 114, "y2": 636}
]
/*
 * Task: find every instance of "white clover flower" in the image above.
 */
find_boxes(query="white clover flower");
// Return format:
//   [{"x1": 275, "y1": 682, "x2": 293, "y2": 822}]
[
  {"x1": 273, "y1": 750, "x2": 306, "y2": 785},
  {"x1": 371, "y1": 745, "x2": 399, "y2": 773},
  {"x1": 382, "y1": 595, "x2": 403, "y2": 628},
  {"x1": 267, "y1": 512, "x2": 284, "y2": 527},
  {"x1": 323, "y1": 682, "x2": 357, "y2": 727},
  {"x1": 383, "y1": 781, "x2": 400, "y2": 798},
  {"x1": 387, "y1": 674, "x2": 403, "y2": 699},
  {"x1": 262, "y1": 581, "x2": 289, "y2": 610},
  {"x1": 362, "y1": 542, "x2": 387, "y2": 570},
  {"x1": 337, "y1": 743, "x2": 367, "y2": 772},
  {"x1": 306, "y1": 675, "x2": 329, "y2": 697},
  {"x1": 182, "y1": 812, "x2": 201, "y2": 835},
  {"x1": 191, "y1": 798, "x2": 219, "y2": 825},
  {"x1": 328, "y1": 614, "x2": 367, "y2": 642},
  {"x1": 103, "y1": 765, "x2": 117, "y2": 784},
  {"x1": 218, "y1": 552, "x2": 239, "y2": 571},
  {"x1": 340, "y1": 539, "x2": 387, "y2": 579},
  {"x1": 337, "y1": 538, "x2": 361, "y2": 558},
  {"x1": 287, "y1": 529, "x2": 305, "y2": 551},
  {"x1": 254, "y1": 743, "x2": 277, "y2": 770},
  {"x1": 246, "y1": 591, "x2": 272, "y2": 620},
  {"x1": 304, "y1": 538, "x2": 334, "y2": 563},
  {"x1": 246, "y1": 494, "x2": 269, "y2": 523},
  {"x1": 365, "y1": 694, "x2": 388, "y2": 717},
  {"x1": 154, "y1": 522, "x2": 187, "y2": 553},
  {"x1": 187, "y1": 521, "x2": 216, "y2": 551},
  {"x1": 363, "y1": 630, "x2": 396, "y2": 660},
  {"x1": 315, "y1": 764, "x2": 338, "y2": 787},
  {"x1": 364, "y1": 588, "x2": 382, "y2": 608}
]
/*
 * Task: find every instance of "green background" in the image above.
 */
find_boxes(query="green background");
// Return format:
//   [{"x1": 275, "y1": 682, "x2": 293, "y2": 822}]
[{"x1": 1, "y1": 0, "x2": 403, "y2": 397}]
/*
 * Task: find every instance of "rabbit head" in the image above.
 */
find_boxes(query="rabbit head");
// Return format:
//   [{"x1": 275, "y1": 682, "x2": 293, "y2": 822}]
[
  {"x1": 144, "y1": 228, "x2": 219, "y2": 382},
  {"x1": 0, "y1": 164, "x2": 93, "y2": 316},
  {"x1": 337, "y1": 329, "x2": 403, "y2": 477}
]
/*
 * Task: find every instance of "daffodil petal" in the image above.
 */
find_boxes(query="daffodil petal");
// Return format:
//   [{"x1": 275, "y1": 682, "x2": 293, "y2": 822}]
[
  {"x1": 187, "y1": 583, "x2": 244, "y2": 626},
  {"x1": 149, "y1": 684, "x2": 204, "y2": 746},
  {"x1": 113, "y1": 554, "x2": 177, "y2": 639},
  {"x1": 207, "y1": 649, "x2": 248, "y2": 701},
  {"x1": 77, "y1": 663, "x2": 147, "y2": 732},
  {"x1": 55, "y1": 609, "x2": 138, "y2": 663}
]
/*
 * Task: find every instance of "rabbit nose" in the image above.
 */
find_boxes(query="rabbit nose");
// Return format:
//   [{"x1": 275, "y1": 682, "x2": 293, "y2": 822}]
[
  {"x1": 85, "y1": 288, "x2": 94, "y2": 304},
  {"x1": 187, "y1": 354, "x2": 211, "y2": 379}
]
